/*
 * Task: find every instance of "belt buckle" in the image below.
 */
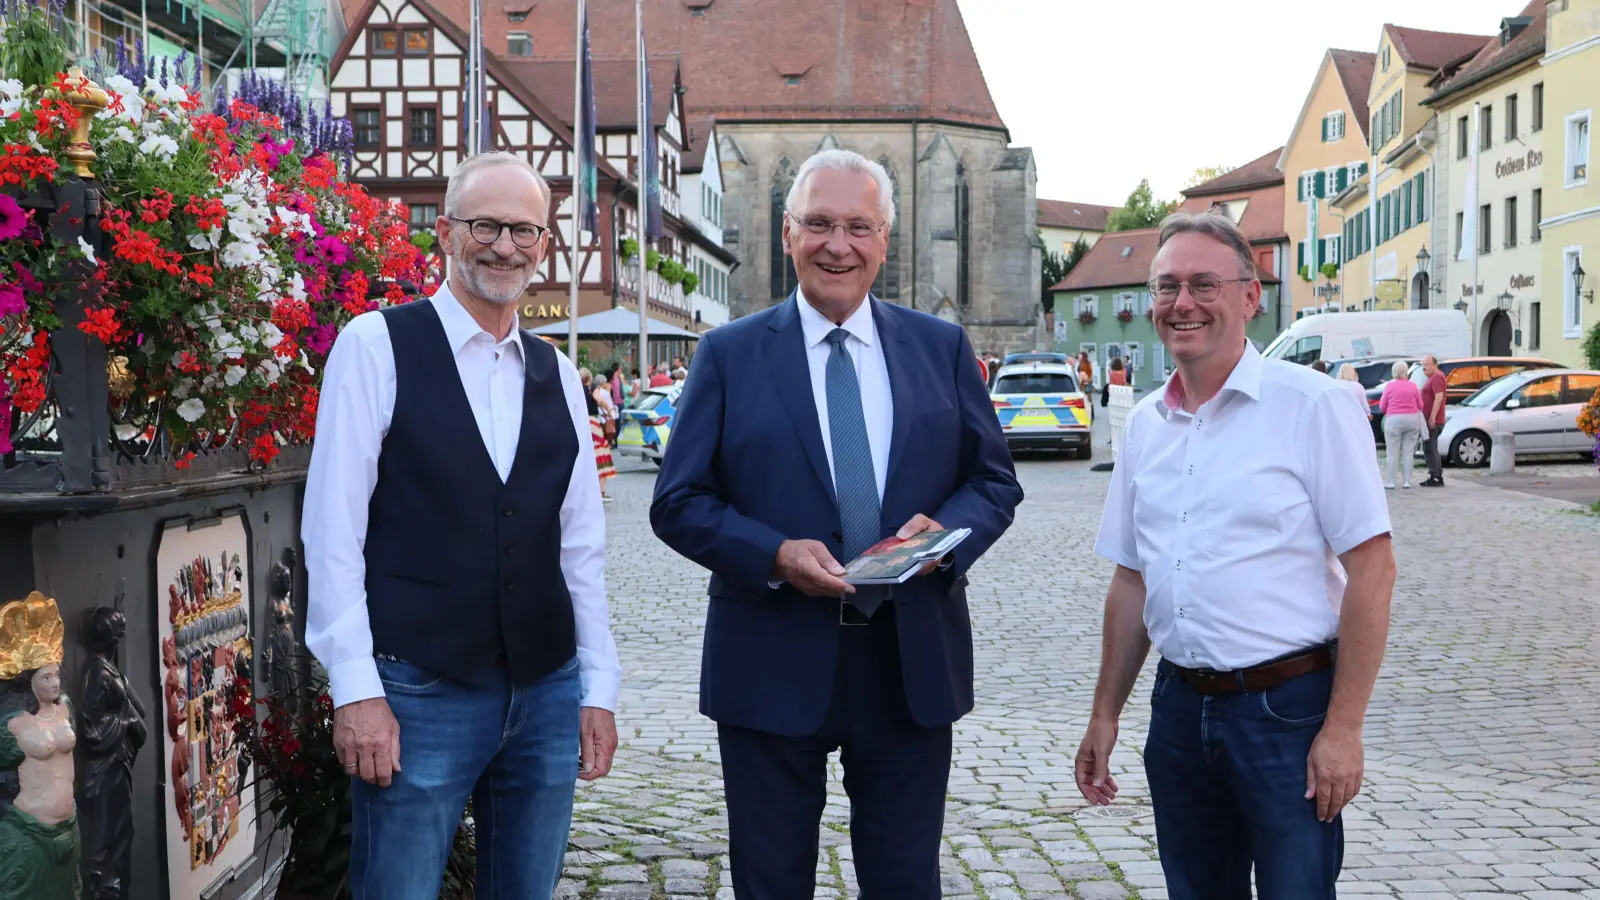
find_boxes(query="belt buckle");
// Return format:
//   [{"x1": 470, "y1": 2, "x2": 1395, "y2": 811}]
[{"x1": 840, "y1": 601, "x2": 867, "y2": 626}]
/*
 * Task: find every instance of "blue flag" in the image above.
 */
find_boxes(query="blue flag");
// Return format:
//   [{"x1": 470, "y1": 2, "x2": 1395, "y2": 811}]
[
  {"x1": 640, "y1": 34, "x2": 663, "y2": 241},
  {"x1": 576, "y1": 2, "x2": 599, "y2": 233}
]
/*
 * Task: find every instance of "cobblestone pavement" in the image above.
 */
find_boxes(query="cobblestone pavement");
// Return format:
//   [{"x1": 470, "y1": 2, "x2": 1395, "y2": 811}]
[{"x1": 561, "y1": 449, "x2": 1600, "y2": 900}]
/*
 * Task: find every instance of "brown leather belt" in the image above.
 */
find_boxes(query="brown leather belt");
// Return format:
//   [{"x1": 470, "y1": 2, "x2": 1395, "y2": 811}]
[{"x1": 1170, "y1": 645, "x2": 1334, "y2": 695}]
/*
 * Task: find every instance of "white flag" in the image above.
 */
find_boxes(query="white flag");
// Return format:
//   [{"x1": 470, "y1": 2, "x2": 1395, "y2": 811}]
[{"x1": 1458, "y1": 102, "x2": 1480, "y2": 263}]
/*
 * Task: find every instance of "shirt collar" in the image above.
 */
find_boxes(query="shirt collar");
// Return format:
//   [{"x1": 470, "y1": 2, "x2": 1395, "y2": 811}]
[
  {"x1": 1160, "y1": 339, "x2": 1263, "y2": 417},
  {"x1": 797, "y1": 289, "x2": 876, "y2": 350},
  {"x1": 431, "y1": 281, "x2": 525, "y2": 361}
]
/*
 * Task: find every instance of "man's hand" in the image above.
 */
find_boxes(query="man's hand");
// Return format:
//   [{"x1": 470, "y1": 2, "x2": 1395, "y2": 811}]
[
  {"x1": 334, "y1": 697, "x2": 402, "y2": 788},
  {"x1": 1074, "y1": 716, "x2": 1120, "y2": 806},
  {"x1": 579, "y1": 707, "x2": 618, "y2": 782},
  {"x1": 1305, "y1": 724, "x2": 1363, "y2": 822},
  {"x1": 897, "y1": 514, "x2": 945, "y2": 575},
  {"x1": 771, "y1": 540, "x2": 854, "y2": 596}
]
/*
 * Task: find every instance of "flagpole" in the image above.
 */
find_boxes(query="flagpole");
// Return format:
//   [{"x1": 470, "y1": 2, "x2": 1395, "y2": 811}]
[
  {"x1": 636, "y1": 0, "x2": 650, "y2": 385},
  {"x1": 467, "y1": 0, "x2": 480, "y2": 155},
  {"x1": 567, "y1": 0, "x2": 585, "y2": 364},
  {"x1": 1470, "y1": 102, "x2": 1480, "y2": 356}
]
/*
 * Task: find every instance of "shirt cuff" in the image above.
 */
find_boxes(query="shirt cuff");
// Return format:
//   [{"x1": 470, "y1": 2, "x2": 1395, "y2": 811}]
[
  {"x1": 579, "y1": 662, "x2": 621, "y2": 712},
  {"x1": 328, "y1": 656, "x2": 384, "y2": 710}
]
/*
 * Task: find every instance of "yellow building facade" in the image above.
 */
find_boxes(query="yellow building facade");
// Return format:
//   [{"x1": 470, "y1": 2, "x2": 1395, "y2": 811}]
[
  {"x1": 1426, "y1": 12, "x2": 1547, "y2": 357},
  {"x1": 1280, "y1": 49, "x2": 1376, "y2": 316},
  {"x1": 1335, "y1": 26, "x2": 1490, "y2": 316},
  {"x1": 1538, "y1": 0, "x2": 1599, "y2": 368}
]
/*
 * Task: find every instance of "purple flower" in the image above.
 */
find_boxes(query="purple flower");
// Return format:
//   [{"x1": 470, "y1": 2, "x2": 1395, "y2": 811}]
[
  {"x1": 304, "y1": 324, "x2": 336, "y2": 356},
  {"x1": 0, "y1": 195, "x2": 26, "y2": 241},
  {"x1": 11, "y1": 263, "x2": 42, "y2": 295},
  {"x1": 0, "y1": 282, "x2": 23, "y2": 318},
  {"x1": 315, "y1": 236, "x2": 350, "y2": 267}
]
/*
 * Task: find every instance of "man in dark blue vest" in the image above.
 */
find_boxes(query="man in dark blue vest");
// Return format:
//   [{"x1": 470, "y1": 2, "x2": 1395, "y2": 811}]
[
  {"x1": 303, "y1": 151, "x2": 621, "y2": 899},
  {"x1": 651, "y1": 150, "x2": 1023, "y2": 898}
]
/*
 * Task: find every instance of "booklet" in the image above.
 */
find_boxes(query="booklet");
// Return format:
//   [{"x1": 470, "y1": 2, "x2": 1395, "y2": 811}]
[{"x1": 841, "y1": 528, "x2": 972, "y2": 585}]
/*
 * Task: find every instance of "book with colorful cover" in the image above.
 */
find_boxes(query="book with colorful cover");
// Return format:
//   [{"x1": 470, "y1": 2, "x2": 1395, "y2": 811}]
[{"x1": 841, "y1": 528, "x2": 972, "y2": 585}]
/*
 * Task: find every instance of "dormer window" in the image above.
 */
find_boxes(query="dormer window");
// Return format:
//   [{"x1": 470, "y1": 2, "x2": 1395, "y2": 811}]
[
  {"x1": 1121, "y1": 246, "x2": 1132, "y2": 258},
  {"x1": 783, "y1": 75, "x2": 802, "y2": 87},
  {"x1": 507, "y1": 10, "x2": 527, "y2": 21}
]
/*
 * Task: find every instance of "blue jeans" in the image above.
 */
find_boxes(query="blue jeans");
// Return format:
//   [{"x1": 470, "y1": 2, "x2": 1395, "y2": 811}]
[
  {"x1": 1144, "y1": 658, "x2": 1343, "y2": 900},
  {"x1": 350, "y1": 655, "x2": 582, "y2": 900}
]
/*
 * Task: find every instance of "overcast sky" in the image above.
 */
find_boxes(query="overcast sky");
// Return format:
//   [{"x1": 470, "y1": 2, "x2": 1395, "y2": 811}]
[{"x1": 956, "y1": 0, "x2": 1526, "y2": 208}]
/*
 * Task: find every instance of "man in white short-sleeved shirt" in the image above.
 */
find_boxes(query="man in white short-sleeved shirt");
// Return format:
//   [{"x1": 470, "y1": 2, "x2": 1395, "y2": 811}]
[{"x1": 1074, "y1": 211, "x2": 1396, "y2": 899}]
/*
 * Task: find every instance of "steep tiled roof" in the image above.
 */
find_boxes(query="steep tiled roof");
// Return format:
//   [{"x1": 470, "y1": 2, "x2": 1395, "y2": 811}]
[
  {"x1": 403, "y1": 0, "x2": 1007, "y2": 134},
  {"x1": 1176, "y1": 184, "x2": 1288, "y2": 246},
  {"x1": 1330, "y1": 49, "x2": 1376, "y2": 140},
  {"x1": 1037, "y1": 200, "x2": 1113, "y2": 232},
  {"x1": 1050, "y1": 229, "x2": 1161, "y2": 291},
  {"x1": 1425, "y1": 1, "x2": 1544, "y2": 104},
  {"x1": 682, "y1": 116, "x2": 715, "y2": 173},
  {"x1": 498, "y1": 56, "x2": 678, "y2": 131},
  {"x1": 1182, "y1": 147, "x2": 1284, "y2": 198},
  {"x1": 1386, "y1": 24, "x2": 1494, "y2": 72}
]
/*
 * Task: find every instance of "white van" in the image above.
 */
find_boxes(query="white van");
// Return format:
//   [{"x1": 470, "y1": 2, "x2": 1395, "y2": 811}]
[{"x1": 1261, "y1": 309, "x2": 1470, "y2": 366}]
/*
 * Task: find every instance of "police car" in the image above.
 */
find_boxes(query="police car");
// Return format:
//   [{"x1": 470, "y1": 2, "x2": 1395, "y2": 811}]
[
  {"x1": 991, "y1": 362, "x2": 1093, "y2": 458},
  {"x1": 616, "y1": 385, "x2": 683, "y2": 466}
]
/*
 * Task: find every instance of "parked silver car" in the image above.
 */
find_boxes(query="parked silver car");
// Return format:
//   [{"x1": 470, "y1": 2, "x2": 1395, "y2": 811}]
[{"x1": 1436, "y1": 368, "x2": 1600, "y2": 466}]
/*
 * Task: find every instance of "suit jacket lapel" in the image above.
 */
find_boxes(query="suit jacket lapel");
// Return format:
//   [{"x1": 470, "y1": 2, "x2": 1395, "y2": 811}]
[
  {"x1": 766, "y1": 293, "x2": 837, "y2": 507},
  {"x1": 874, "y1": 298, "x2": 915, "y2": 489}
]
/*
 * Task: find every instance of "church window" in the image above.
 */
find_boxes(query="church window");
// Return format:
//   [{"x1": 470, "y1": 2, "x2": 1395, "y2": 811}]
[
  {"x1": 956, "y1": 162, "x2": 971, "y2": 309},
  {"x1": 873, "y1": 157, "x2": 901, "y2": 299},
  {"x1": 770, "y1": 159, "x2": 799, "y2": 299}
]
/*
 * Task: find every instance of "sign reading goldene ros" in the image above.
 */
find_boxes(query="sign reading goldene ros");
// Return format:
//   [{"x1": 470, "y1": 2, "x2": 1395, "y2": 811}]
[{"x1": 1494, "y1": 149, "x2": 1543, "y2": 179}]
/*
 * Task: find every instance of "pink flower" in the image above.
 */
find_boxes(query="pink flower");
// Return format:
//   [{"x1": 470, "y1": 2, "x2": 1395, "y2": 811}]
[
  {"x1": 0, "y1": 283, "x2": 23, "y2": 319},
  {"x1": 11, "y1": 263, "x2": 41, "y2": 296},
  {"x1": 0, "y1": 195, "x2": 25, "y2": 241}
]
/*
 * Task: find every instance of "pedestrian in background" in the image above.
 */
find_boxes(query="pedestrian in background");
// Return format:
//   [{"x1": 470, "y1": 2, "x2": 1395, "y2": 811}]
[
  {"x1": 1335, "y1": 364, "x2": 1372, "y2": 421},
  {"x1": 609, "y1": 362, "x2": 625, "y2": 411},
  {"x1": 1077, "y1": 210, "x2": 1394, "y2": 899},
  {"x1": 584, "y1": 369, "x2": 617, "y2": 502},
  {"x1": 1379, "y1": 359, "x2": 1425, "y2": 489},
  {"x1": 1311, "y1": 360, "x2": 1330, "y2": 374},
  {"x1": 1419, "y1": 355, "x2": 1447, "y2": 488},
  {"x1": 1077, "y1": 351, "x2": 1094, "y2": 392},
  {"x1": 1108, "y1": 356, "x2": 1128, "y2": 386}
]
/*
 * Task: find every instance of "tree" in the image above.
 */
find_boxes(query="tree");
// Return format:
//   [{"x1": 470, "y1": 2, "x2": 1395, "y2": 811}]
[
  {"x1": 1184, "y1": 164, "x2": 1236, "y2": 189},
  {"x1": 1040, "y1": 236, "x2": 1092, "y2": 307},
  {"x1": 1106, "y1": 179, "x2": 1176, "y2": 232}
]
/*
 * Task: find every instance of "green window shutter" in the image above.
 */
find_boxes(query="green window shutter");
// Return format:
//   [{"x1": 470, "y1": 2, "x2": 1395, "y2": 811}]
[
  {"x1": 1297, "y1": 241, "x2": 1305, "y2": 272},
  {"x1": 1321, "y1": 117, "x2": 1329, "y2": 142},
  {"x1": 1416, "y1": 172, "x2": 1427, "y2": 221},
  {"x1": 1403, "y1": 182, "x2": 1413, "y2": 230},
  {"x1": 1297, "y1": 174, "x2": 1305, "y2": 202},
  {"x1": 1336, "y1": 167, "x2": 1349, "y2": 193},
  {"x1": 1314, "y1": 170, "x2": 1326, "y2": 199}
]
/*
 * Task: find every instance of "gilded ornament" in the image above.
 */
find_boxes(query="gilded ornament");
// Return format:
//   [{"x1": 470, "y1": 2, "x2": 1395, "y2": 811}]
[
  {"x1": 106, "y1": 356, "x2": 135, "y2": 400},
  {"x1": 0, "y1": 592, "x2": 66, "y2": 681},
  {"x1": 61, "y1": 67, "x2": 110, "y2": 179}
]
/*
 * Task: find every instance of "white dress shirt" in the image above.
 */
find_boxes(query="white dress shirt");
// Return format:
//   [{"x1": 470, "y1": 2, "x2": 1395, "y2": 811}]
[
  {"x1": 302, "y1": 283, "x2": 621, "y2": 710},
  {"x1": 796, "y1": 290, "x2": 893, "y2": 500},
  {"x1": 1094, "y1": 342, "x2": 1391, "y2": 671}
]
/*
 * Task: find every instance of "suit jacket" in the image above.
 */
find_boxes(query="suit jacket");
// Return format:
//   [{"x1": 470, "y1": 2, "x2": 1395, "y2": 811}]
[{"x1": 650, "y1": 293, "x2": 1023, "y2": 736}]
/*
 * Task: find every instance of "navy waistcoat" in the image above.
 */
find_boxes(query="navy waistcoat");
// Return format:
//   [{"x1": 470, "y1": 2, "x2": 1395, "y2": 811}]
[{"x1": 363, "y1": 299, "x2": 578, "y2": 688}]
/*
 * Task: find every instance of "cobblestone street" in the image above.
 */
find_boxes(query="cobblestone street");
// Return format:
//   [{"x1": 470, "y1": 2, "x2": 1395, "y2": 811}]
[{"x1": 562, "y1": 449, "x2": 1600, "y2": 900}]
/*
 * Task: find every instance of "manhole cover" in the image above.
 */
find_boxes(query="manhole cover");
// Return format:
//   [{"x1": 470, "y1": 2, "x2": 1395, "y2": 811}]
[{"x1": 1074, "y1": 804, "x2": 1152, "y2": 822}]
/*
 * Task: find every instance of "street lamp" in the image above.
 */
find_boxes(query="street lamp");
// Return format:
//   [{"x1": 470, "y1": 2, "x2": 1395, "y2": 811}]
[
  {"x1": 1416, "y1": 246, "x2": 1431, "y2": 276},
  {"x1": 1497, "y1": 290, "x2": 1513, "y2": 310},
  {"x1": 1576, "y1": 257, "x2": 1594, "y2": 304},
  {"x1": 1454, "y1": 298, "x2": 1469, "y2": 314}
]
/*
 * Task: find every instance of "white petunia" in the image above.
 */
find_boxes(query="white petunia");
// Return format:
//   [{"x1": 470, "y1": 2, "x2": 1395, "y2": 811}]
[
  {"x1": 238, "y1": 324, "x2": 260, "y2": 345},
  {"x1": 188, "y1": 229, "x2": 221, "y2": 251},
  {"x1": 114, "y1": 423, "x2": 140, "y2": 441},
  {"x1": 138, "y1": 133, "x2": 179, "y2": 160},
  {"x1": 220, "y1": 240, "x2": 263, "y2": 269},
  {"x1": 176, "y1": 398, "x2": 206, "y2": 422},
  {"x1": 77, "y1": 237, "x2": 96, "y2": 264},
  {"x1": 172, "y1": 377, "x2": 193, "y2": 398},
  {"x1": 260, "y1": 322, "x2": 284, "y2": 350},
  {"x1": 111, "y1": 126, "x2": 138, "y2": 145},
  {"x1": 288, "y1": 272, "x2": 308, "y2": 302},
  {"x1": 0, "y1": 79, "x2": 22, "y2": 117},
  {"x1": 257, "y1": 358, "x2": 282, "y2": 385},
  {"x1": 224, "y1": 366, "x2": 247, "y2": 387}
]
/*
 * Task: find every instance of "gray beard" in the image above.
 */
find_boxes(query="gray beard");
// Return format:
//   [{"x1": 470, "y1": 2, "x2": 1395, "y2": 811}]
[{"x1": 455, "y1": 257, "x2": 535, "y2": 306}]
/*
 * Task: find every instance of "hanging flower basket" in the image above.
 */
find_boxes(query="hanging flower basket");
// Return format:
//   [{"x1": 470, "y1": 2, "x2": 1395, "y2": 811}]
[
  {"x1": 1144, "y1": 308, "x2": 1154, "y2": 320},
  {"x1": 1077, "y1": 310, "x2": 1097, "y2": 325},
  {"x1": 1116, "y1": 309, "x2": 1135, "y2": 323}
]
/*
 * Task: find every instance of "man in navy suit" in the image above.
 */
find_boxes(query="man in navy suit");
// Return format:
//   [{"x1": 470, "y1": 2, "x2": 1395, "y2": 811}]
[{"x1": 650, "y1": 149, "x2": 1023, "y2": 899}]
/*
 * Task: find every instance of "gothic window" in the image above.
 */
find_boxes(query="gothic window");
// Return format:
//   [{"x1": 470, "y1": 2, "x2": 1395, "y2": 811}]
[
  {"x1": 956, "y1": 162, "x2": 971, "y2": 309},
  {"x1": 770, "y1": 158, "x2": 798, "y2": 299},
  {"x1": 873, "y1": 157, "x2": 901, "y2": 299}
]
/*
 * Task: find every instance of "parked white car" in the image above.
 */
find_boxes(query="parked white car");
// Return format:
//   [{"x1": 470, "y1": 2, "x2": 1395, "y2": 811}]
[
  {"x1": 1261, "y1": 309, "x2": 1470, "y2": 366},
  {"x1": 1436, "y1": 369, "x2": 1600, "y2": 466}
]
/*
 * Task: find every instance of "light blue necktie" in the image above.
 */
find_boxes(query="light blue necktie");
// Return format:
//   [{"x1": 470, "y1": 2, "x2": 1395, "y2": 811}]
[{"x1": 824, "y1": 328, "x2": 884, "y2": 615}]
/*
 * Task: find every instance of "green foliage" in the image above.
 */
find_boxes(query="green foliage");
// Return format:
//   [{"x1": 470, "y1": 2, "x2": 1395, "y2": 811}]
[
  {"x1": 1184, "y1": 164, "x2": 1236, "y2": 189},
  {"x1": 410, "y1": 231, "x2": 435, "y2": 254},
  {"x1": 1320, "y1": 262, "x2": 1339, "y2": 280},
  {"x1": 646, "y1": 249, "x2": 662, "y2": 271},
  {"x1": 1299, "y1": 265, "x2": 1313, "y2": 283},
  {"x1": 659, "y1": 258, "x2": 686, "y2": 285},
  {"x1": 1584, "y1": 321, "x2": 1600, "y2": 370},
  {"x1": 0, "y1": 2, "x2": 71, "y2": 90},
  {"x1": 1105, "y1": 179, "x2": 1176, "y2": 233},
  {"x1": 681, "y1": 270, "x2": 700, "y2": 294},
  {"x1": 620, "y1": 236, "x2": 639, "y2": 263}
]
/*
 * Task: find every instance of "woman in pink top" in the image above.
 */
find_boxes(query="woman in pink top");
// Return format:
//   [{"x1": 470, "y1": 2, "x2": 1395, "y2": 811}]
[{"x1": 1378, "y1": 360, "x2": 1425, "y2": 489}]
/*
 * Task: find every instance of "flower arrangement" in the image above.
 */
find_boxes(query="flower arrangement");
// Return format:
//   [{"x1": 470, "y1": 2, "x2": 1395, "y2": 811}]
[
  {"x1": 1077, "y1": 309, "x2": 1096, "y2": 325},
  {"x1": 225, "y1": 664, "x2": 476, "y2": 899},
  {"x1": 1579, "y1": 387, "x2": 1600, "y2": 473},
  {"x1": 0, "y1": 3, "x2": 435, "y2": 465},
  {"x1": 1115, "y1": 308, "x2": 1134, "y2": 323}
]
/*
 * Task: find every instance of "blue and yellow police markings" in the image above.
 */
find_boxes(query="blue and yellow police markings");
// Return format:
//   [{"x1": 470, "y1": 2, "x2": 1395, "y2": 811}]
[{"x1": 996, "y1": 395, "x2": 1091, "y2": 429}]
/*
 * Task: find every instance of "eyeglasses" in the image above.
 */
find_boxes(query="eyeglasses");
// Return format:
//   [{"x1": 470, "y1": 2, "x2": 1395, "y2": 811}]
[
  {"x1": 450, "y1": 217, "x2": 549, "y2": 249},
  {"x1": 1146, "y1": 277, "x2": 1253, "y2": 304},
  {"x1": 786, "y1": 211, "x2": 885, "y2": 240}
]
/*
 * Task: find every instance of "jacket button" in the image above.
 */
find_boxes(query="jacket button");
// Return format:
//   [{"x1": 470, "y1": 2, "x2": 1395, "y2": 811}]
[
  {"x1": 831, "y1": 532, "x2": 843, "y2": 543},
  {"x1": 504, "y1": 581, "x2": 514, "y2": 591},
  {"x1": 503, "y1": 508, "x2": 514, "y2": 517}
]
